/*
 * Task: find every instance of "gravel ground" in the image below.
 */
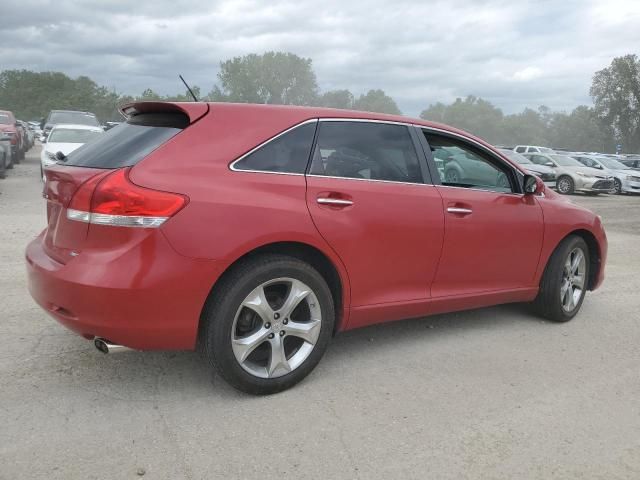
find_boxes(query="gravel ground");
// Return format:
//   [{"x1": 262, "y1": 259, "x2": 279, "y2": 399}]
[{"x1": 1, "y1": 146, "x2": 639, "y2": 479}]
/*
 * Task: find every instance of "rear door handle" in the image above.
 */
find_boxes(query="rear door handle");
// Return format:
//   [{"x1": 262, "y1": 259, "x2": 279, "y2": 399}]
[
  {"x1": 447, "y1": 207, "x2": 472, "y2": 214},
  {"x1": 317, "y1": 198, "x2": 354, "y2": 206}
]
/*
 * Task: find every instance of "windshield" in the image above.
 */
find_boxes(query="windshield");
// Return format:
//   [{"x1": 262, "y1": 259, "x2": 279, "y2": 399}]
[
  {"x1": 48, "y1": 112, "x2": 99, "y2": 126},
  {"x1": 598, "y1": 157, "x2": 627, "y2": 169},
  {"x1": 0, "y1": 114, "x2": 11, "y2": 125},
  {"x1": 48, "y1": 128, "x2": 102, "y2": 143},
  {"x1": 551, "y1": 154, "x2": 582, "y2": 167},
  {"x1": 499, "y1": 149, "x2": 532, "y2": 164}
]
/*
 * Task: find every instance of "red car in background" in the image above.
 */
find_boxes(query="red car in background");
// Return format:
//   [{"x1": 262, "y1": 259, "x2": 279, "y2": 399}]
[
  {"x1": 26, "y1": 102, "x2": 607, "y2": 394},
  {"x1": 0, "y1": 110, "x2": 25, "y2": 162}
]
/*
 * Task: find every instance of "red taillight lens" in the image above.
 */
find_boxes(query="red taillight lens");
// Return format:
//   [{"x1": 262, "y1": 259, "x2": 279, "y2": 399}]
[
  {"x1": 91, "y1": 169, "x2": 186, "y2": 217},
  {"x1": 67, "y1": 168, "x2": 187, "y2": 228}
]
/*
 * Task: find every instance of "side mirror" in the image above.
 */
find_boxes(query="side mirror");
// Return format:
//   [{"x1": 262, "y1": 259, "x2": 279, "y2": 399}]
[
  {"x1": 545, "y1": 161, "x2": 554, "y2": 167},
  {"x1": 55, "y1": 151, "x2": 67, "y2": 162},
  {"x1": 523, "y1": 174, "x2": 541, "y2": 194}
]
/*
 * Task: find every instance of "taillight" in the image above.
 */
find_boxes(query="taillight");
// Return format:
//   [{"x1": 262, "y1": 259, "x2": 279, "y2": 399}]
[{"x1": 67, "y1": 168, "x2": 187, "y2": 228}]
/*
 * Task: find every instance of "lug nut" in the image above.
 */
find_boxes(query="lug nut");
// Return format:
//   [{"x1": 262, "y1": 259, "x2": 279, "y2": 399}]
[
  {"x1": 264, "y1": 322, "x2": 271, "y2": 329},
  {"x1": 274, "y1": 313, "x2": 280, "y2": 320},
  {"x1": 283, "y1": 318, "x2": 288, "y2": 325},
  {"x1": 280, "y1": 330, "x2": 285, "y2": 337},
  {"x1": 268, "y1": 333, "x2": 275, "y2": 339}
]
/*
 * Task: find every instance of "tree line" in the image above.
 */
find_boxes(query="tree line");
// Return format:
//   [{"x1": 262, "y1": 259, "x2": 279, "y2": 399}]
[{"x1": 1, "y1": 52, "x2": 638, "y2": 153}]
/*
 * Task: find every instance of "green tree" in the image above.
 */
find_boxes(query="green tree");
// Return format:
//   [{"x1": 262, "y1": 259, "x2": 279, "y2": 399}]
[
  {"x1": 352, "y1": 89, "x2": 401, "y2": 115},
  {"x1": 317, "y1": 89, "x2": 355, "y2": 109},
  {"x1": 547, "y1": 106, "x2": 613, "y2": 152},
  {"x1": 590, "y1": 54, "x2": 640, "y2": 152},
  {"x1": 210, "y1": 52, "x2": 318, "y2": 106},
  {"x1": 421, "y1": 96, "x2": 503, "y2": 143}
]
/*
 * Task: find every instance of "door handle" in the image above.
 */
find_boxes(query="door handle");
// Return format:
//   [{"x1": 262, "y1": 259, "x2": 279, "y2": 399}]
[
  {"x1": 447, "y1": 207, "x2": 472, "y2": 214},
  {"x1": 317, "y1": 198, "x2": 354, "y2": 206}
]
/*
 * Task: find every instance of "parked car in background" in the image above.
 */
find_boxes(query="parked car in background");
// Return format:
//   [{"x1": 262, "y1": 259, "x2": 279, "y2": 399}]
[
  {"x1": 514, "y1": 145, "x2": 555, "y2": 154},
  {"x1": 571, "y1": 154, "x2": 640, "y2": 194},
  {"x1": 0, "y1": 130, "x2": 13, "y2": 178},
  {"x1": 27, "y1": 101, "x2": 608, "y2": 394},
  {"x1": 436, "y1": 145, "x2": 510, "y2": 189},
  {"x1": 524, "y1": 153, "x2": 615, "y2": 195},
  {"x1": 498, "y1": 148, "x2": 556, "y2": 187},
  {"x1": 0, "y1": 109, "x2": 24, "y2": 162},
  {"x1": 40, "y1": 124, "x2": 104, "y2": 181},
  {"x1": 28, "y1": 121, "x2": 43, "y2": 139},
  {"x1": 40, "y1": 110, "x2": 100, "y2": 140},
  {"x1": 620, "y1": 158, "x2": 640, "y2": 170},
  {"x1": 18, "y1": 120, "x2": 34, "y2": 150}
]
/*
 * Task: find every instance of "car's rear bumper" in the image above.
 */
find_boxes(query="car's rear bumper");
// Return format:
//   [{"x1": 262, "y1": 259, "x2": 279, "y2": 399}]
[{"x1": 26, "y1": 230, "x2": 222, "y2": 350}]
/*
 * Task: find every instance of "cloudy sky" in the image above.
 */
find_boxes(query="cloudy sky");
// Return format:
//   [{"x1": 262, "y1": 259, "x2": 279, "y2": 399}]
[{"x1": 2, "y1": 0, "x2": 639, "y2": 116}]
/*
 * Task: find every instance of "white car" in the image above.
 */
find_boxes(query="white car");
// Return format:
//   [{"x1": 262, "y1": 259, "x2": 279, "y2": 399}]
[
  {"x1": 514, "y1": 145, "x2": 555, "y2": 154},
  {"x1": 40, "y1": 124, "x2": 103, "y2": 180},
  {"x1": 572, "y1": 154, "x2": 640, "y2": 194}
]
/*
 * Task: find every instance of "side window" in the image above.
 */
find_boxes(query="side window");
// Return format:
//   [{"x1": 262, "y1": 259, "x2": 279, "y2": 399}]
[
  {"x1": 424, "y1": 132, "x2": 514, "y2": 193},
  {"x1": 530, "y1": 155, "x2": 550, "y2": 166},
  {"x1": 515, "y1": 146, "x2": 526, "y2": 153},
  {"x1": 233, "y1": 122, "x2": 316, "y2": 174},
  {"x1": 309, "y1": 122, "x2": 422, "y2": 183}
]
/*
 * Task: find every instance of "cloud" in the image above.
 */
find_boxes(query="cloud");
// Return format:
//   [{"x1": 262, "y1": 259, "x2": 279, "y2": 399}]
[{"x1": 1, "y1": 0, "x2": 639, "y2": 116}]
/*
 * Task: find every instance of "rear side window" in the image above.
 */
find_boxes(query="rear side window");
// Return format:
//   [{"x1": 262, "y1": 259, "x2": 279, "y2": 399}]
[
  {"x1": 233, "y1": 122, "x2": 317, "y2": 174},
  {"x1": 64, "y1": 113, "x2": 187, "y2": 168},
  {"x1": 515, "y1": 146, "x2": 526, "y2": 153},
  {"x1": 309, "y1": 122, "x2": 422, "y2": 183}
]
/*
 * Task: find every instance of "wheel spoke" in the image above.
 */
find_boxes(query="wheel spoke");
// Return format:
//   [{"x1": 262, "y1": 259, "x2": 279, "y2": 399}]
[
  {"x1": 232, "y1": 329, "x2": 271, "y2": 363},
  {"x1": 561, "y1": 281, "x2": 570, "y2": 309},
  {"x1": 566, "y1": 286, "x2": 575, "y2": 310},
  {"x1": 279, "y1": 279, "x2": 311, "y2": 318},
  {"x1": 242, "y1": 285, "x2": 274, "y2": 323},
  {"x1": 267, "y1": 334, "x2": 291, "y2": 377},
  {"x1": 573, "y1": 273, "x2": 585, "y2": 289},
  {"x1": 571, "y1": 250, "x2": 584, "y2": 274},
  {"x1": 564, "y1": 256, "x2": 572, "y2": 275},
  {"x1": 283, "y1": 318, "x2": 321, "y2": 345}
]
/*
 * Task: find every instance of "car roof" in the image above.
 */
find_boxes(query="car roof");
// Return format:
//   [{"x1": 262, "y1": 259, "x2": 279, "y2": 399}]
[
  {"x1": 49, "y1": 110, "x2": 96, "y2": 115},
  {"x1": 122, "y1": 101, "x2": 502, "y2": 154},
  {"x1": 49, "y1": 123, "x2": 103, "y2": 131}
]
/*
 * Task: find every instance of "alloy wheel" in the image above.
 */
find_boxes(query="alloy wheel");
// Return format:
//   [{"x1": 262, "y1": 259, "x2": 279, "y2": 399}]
[
  {"x1": 557, "y1": 177, "x2": 572, "y2": 194},
  {"x1": 614, "y1": 179, "x2": 622, "y2": 194},
  {"x1": 560, "y1": 247, "x2": 586, "y2": 312},
  {"x1": 231, "y1": 278, "x2": 322, "y2": 378}
]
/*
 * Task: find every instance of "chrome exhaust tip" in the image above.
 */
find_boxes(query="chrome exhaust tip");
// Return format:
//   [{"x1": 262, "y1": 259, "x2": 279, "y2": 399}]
[{"x1": 94, "y1": 338, "x2": 132, "y2": 354}]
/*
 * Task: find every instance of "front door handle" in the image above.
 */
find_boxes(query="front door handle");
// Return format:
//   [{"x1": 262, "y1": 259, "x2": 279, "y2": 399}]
[
  {"x1": 317, "y1": 198, "x2": 354, "y2": 206},
  {"x1": 447, "y1": 207, "x2": 472, "y2": 215}
]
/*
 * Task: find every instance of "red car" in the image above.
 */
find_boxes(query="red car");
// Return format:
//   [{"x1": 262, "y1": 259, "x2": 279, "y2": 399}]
[
  {"x1": 26, "y1": 102, "x2": 607, "y2": 394},
  {"x1": 0, "y1": 109, "x2": 24, "y2": 162}
]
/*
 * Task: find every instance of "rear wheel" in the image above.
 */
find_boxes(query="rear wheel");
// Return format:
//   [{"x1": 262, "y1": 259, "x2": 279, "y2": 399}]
[
  {"x1": 533, "y1": 235, "x2": 590, "y2": 322},
  {"x1": 556, "y1": 176, "x2": 574, "y2": 194},
  {"x1": 202, "y1": 254, "x2": 335, "y2": 395}
]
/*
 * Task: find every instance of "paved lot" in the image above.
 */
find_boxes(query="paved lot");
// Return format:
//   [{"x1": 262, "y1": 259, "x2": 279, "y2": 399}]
[{"x1": 1, "y1": 146, "x2": 639, "y2": 479}]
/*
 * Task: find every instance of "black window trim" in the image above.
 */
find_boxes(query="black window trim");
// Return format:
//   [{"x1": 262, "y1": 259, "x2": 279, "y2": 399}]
[
  {"x1": 229, "y1": 119, "x2": 319, "y2": 176},
  {"x1": 419, "y1": 126, "x2": 525, "y2": 195}
]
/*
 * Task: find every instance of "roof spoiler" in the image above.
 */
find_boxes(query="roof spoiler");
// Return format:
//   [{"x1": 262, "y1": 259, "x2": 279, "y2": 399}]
[{"x1": 119, "y1": 101, "x2": 209, "y2": 124}]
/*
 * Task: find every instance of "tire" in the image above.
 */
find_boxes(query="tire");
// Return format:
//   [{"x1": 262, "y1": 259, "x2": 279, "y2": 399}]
[
  {"x1": 202, "y1": 254, "x2": 335, "y2": 395},
  {"x1": 556, "y1": 175, "x2": 574, "y2": 195},
  {"x1": 614, "y1": 178, "x2": 622, "y2": 194},
  {"x1": 532, "y1": 235, "x2": 590, "y2": 322}
]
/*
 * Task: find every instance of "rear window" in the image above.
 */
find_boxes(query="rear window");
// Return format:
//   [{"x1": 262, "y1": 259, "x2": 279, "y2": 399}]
[
  {"x1": 64, "y1": 112, "x2": 187, "y2": 168},
  {"x1": 48, "y1": 111, "x2": 99, "y2": 127},
  {"x1": 48, "y1": 128, "x2": 103, "y2": 143},
  {"x1": 0, "y1": 114, "x2": 11, "y2": 125}
]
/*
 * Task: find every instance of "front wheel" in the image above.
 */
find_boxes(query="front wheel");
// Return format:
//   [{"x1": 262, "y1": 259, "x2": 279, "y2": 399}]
[
  {"x1": 556, "y1": 176, "x2": 574, "y2": 195},
  {"x1": 202, "y1": 254, "x2": 335, "y2": 394},
  {"x1": 533, "y1": 235, "x2": 590, "y2": 322},
  {"x1": 614, "y1": 178, "x2": 622, "y2": 194}
]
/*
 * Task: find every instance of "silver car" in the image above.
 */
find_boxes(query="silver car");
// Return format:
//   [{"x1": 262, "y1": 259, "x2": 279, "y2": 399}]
[
  {"x1": 524, "y1": 153, "x2": 615, "y2": 195},
  {"x1": 498, "y1": 148, "x2": 556, "y2": 188},
  {"x1": 0, "y1": 131, "x2": 13, "y2": 178},
  {"x1": 571, "y1": 154, "x2": 640, "y2": 195}
]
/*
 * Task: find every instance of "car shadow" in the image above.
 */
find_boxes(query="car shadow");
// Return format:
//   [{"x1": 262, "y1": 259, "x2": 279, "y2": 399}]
[{"x1": 48, "y1": 302, "x2": 546, "y2": 399}]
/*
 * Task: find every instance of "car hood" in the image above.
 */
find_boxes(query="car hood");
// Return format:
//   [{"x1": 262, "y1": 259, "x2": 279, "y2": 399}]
[{"x1": 43, "y1": 142, "x2": 85, "y2": 156}]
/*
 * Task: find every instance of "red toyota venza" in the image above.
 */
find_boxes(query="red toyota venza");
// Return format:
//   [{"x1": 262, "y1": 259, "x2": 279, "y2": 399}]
[{"x1": 26, "y1": 102, "x2": 607, "y2": 394}]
